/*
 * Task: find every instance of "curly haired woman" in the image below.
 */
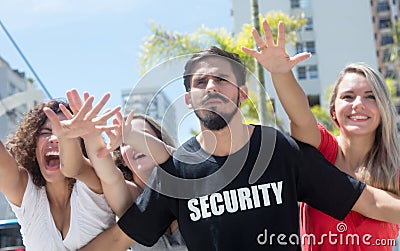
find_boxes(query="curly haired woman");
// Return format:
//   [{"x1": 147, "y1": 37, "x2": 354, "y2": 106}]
[{"x1": 0, "y1": 98, "x2": 116, "y2": 251}]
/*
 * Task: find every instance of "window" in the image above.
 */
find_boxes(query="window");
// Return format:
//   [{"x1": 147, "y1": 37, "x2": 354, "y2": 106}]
[
  {"x1": 379, "y1": 18, "x2": 391, "y2": 29},
  {"x1": 291, "y1": 0, "x2": 300, "y2": 8},
  {"x1": 296, "y1": 42, "x2": 304, "y2": 54},
  {"x1": 297, "y1": 66, "x2": 306, "y2": 79},
  {"x1": 377, "y1": 1, "x2": 390, "y2": 11},
  {"x1": 307, "y1": 95, "x2": 320, "y2": 107},
  {"x1": 305, "y1": 18, "x2": 313, "y2": 31},
  {"x1": 291, "y1": 0, "x2": 312, "y2": 8},
  {"x1": 305, "y1": 41, "x2": 316, "y2": 54},
  {"x1": 381, "y1": 35, "x2": 394, "y2": 45},
  {"x1": 308, "y1": 65, "x2": 318, "y2": 79},
  {"x1": 385, "y1": 69, "x2": 395, "y2": 78},
  {"x1": 300, "y1": 0, "x2": 312, "y2": 8},
  {"x1": 383, "y1": 48, "x2": 391, "y2": 62},
  {"x1": 8, "y1": 83, "x2": 18, "y2": 96}
]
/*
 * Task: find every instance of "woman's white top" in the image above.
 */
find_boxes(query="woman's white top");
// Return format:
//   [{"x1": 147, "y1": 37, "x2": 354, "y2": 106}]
[{"x1": 8, "y1": 174, "x2": 115, "y2": 251}]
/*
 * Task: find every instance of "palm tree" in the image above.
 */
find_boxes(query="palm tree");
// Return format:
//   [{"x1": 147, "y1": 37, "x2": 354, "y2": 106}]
[
  {"x1": 138, "y1": 11, "x2": 306, "y2": 129},
  {"x1": 251, "y1": 0, "x2": 268, "y2": 125}
]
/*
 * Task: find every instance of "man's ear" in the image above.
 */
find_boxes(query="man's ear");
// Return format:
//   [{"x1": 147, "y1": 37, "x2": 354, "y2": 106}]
[
  {"x1": 239, "y1": 86, "x2": 248, "y2": 103},
  {"x1": 184, "y1": 92, "x2": 192, "y2": 109}
]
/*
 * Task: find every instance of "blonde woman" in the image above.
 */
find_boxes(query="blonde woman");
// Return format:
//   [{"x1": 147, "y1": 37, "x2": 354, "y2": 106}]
[{"x1": 243, "y1": 19, "x2": 400, "y2": 250}]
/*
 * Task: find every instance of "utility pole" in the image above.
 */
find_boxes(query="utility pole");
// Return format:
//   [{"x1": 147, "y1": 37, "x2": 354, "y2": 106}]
[
  {"x1": 0, "y1": 19, "x2": 52, "y2": 99},
  {"x1": 250, "y1": 0, "x2": 268, "y2": 125}
]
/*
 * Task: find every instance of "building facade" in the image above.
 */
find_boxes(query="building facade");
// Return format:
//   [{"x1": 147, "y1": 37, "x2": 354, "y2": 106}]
[
  {"x1": 121, "y1": 56, "x2": 199, "y2": 145},
  {"x1": 0, "y1": 56, "x2": 45, "y2": 141},
  {"x1": 231, "y1": 0, "x2": 382, "y2": 131},
  {"x1": 122, "y1": 87, "x2": 178, "y2": 143},
  {"x1": 371, "y1": 0, "x2": 400, "y2": 80},
  {"x1": 0, "y1": 56, "x2": 45, "y2": 220}
]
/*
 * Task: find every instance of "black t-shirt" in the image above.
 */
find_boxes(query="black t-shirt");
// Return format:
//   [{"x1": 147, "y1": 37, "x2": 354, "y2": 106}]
[{"x1": 118, "y1": 125, "x2": 365, "y2": 251}]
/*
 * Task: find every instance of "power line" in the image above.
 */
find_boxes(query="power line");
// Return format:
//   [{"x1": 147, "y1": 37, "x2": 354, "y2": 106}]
[{"x1": 0, "y1": 19, "x2": 52, "y2": 99}]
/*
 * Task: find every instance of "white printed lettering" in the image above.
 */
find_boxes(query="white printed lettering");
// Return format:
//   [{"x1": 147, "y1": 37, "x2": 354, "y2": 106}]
[
  {"x1": 187, "y1": 181, "x2": 284, "y2": 221},
  {"x1": 271, "y1": 181, "x2": 283, "y2": 204},
  {"x1": 199, "y1": 196, "x2": 212, "y2": 218},
  {"x1": 237, "y1": 187, "x2": 253, "y2": 210},
  {"x1": 258, "y1": 184, "x2": 271, "y2": 206},
  {"x1": 188, "y1": 198, "x2": 201, "y2": 221},
  {"x1": 209, "y1": 193, "x2": 224, "y2": 216}
]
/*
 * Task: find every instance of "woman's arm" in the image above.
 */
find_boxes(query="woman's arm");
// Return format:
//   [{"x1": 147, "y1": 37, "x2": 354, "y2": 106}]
[
  {"x1": 83, "y1": 133, "x2": 138, "y2": 217},
  {"x1": 58, "y1": 136, "x2": 102, "y2": 193},
  {"x1": 0, "y1": 140, "x2": 27, "y2": 206},
  {"x1": 242, "y1": 19, "x2": 320, "y2": 147}
]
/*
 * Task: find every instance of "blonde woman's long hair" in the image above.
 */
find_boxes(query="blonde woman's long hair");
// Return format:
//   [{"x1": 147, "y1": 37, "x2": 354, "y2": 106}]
[{"x1": 329, "y1": 62, "x2": 400, "y2": 195}]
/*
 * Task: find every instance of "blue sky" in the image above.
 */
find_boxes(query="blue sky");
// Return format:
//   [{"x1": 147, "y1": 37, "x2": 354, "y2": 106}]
[{"x1": 0, "y1": 0, "x2": 233, "y2": 141}]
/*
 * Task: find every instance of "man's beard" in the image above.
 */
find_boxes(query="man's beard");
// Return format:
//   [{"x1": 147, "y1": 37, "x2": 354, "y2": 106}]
[{"x1": 193, "y1": 92, "x2": 239, "y2": 131}]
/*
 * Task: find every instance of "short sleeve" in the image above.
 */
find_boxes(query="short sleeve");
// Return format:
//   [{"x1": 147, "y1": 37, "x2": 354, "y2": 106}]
[
  {"x1": 317, "y1": 123, "x2": 338, "y2": 164},
  {"x1": 117, "y1": 158, "x2": 178, "y2": 247},
  {"x1": 296, "y1": 140, "x2": 365, "y2": 220},
  {"x1": 117, "y1": 186, "x2": 178, "y2": 246}
]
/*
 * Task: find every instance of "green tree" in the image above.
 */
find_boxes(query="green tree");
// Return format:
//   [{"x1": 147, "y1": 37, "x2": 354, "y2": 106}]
[
  {"x1": 311, "y1": 105, "x2": 339, "y2": 136},
  {"x1": 386, "y1": 20, "x2": 400, "y2": 106},
  {"x1": 311, "y1": 84, "x2": 338, "y2": 135},
  {"x1": 389, "y1": 21, "x2": 400, "y2": 69},
  {"x1": 140, "y1": 12, "x2": 305, "y2": 75},
  {"x1": 138, "y1": 12, "x2": 306, "y2": 129}
]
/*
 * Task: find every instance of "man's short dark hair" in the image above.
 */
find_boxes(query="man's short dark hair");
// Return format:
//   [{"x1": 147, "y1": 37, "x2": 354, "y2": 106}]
[{"x1": 183, "y1": 46, "x2": 246, "y2": 92}]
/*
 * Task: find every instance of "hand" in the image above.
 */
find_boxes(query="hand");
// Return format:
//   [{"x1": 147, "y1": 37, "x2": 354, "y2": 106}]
[
  {"x1": 241, "y1": 19, "x2": 311, "y2": 74},
  {"x1": 43, "y1": 89, "x2": 120, "y2": 139},
  {"x1": 97, "y1": 111, "x2": 135, "y2": 158}
]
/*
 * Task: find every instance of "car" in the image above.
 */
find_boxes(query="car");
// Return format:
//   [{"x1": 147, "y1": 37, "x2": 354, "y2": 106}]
[{"x1": 0, "y1": 219, "x2": 24, "y2": 251}]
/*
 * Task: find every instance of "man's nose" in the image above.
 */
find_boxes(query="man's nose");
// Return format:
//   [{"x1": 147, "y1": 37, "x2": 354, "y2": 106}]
[{"x1": 205, "y1": 78, "x2": 218, "y2": 93}]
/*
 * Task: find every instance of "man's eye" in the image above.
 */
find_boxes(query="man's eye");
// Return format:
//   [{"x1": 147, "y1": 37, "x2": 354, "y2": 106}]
[{"x1": 193, "y1": 78, "x2": 205, "y2": 85}]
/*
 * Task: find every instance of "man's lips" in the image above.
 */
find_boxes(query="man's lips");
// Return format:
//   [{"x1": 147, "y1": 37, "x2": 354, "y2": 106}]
[
  {"x1": 204, "y1": 98, "x2": 223, "y2": 106},
  {"x1": 201, "y1": 93, "x2": 229, "y2": 105}
]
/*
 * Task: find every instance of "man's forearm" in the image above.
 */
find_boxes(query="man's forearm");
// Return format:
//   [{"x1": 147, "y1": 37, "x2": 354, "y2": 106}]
[
  {"x1": 79, "y1": 224, "x2": 134, "y2": 251},
  {"x1": 352, "y1": 185, "x2": 400, "y2": 224}
]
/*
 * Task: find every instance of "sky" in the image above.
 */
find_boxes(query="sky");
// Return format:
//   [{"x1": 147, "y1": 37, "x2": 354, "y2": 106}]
[{"x1": 0, "y1": 0, "x2": 234, "y2": 142}]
